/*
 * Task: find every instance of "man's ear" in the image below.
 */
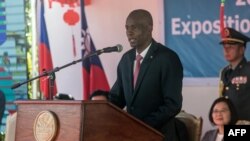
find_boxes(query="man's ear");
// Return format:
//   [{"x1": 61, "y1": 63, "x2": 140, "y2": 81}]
[
  {"x1": 239, "y1": 45, "x2": 245, "y2": 56},
  {"x1": 240, "y1": 44, "x2": 245, "y2": 52}
]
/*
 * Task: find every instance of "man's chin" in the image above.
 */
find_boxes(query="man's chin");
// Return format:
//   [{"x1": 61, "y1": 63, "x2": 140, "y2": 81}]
[
  {"x1": 130, "y1": 43, "x2": 137, "y2": 48},
  {"x1": 226, "y1": 59, "x2": 233, "y2": 62}
]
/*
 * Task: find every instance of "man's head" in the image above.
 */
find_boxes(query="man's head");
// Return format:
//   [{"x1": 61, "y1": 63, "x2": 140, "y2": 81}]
[
  {"x1": 220, "y1": 28, "x2": 250, "y2": 64},
  {"x1": 90, "y1": 90, "x2": 109, "y2": 100},
  {"x1": 54, "y1": 93, "x2": 74, "y2": 100},
  {"x1": 125, "y1": 9, "x2": 153, "y2": 52}
]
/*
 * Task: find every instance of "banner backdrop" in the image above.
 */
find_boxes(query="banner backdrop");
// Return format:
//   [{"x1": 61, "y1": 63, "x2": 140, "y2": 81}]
[{"x1": 164, "y1": 0, "x2": 250, "y2": 77}]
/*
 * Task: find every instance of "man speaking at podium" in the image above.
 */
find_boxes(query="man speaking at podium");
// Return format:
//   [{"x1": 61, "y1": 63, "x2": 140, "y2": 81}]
[{"x1": 92, "y1": 9, "x2": 183, "y2": 141}]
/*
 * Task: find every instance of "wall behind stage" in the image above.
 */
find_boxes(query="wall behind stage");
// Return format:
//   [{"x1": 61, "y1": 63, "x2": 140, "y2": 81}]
[{"x1": 46, "y1": 0, "x2": 220, "y2": 136}]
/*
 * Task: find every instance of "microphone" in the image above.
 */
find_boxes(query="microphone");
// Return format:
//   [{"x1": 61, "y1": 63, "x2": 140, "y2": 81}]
[{"x1": 97, "y1": 44, "x2": 123, "y2": 54}]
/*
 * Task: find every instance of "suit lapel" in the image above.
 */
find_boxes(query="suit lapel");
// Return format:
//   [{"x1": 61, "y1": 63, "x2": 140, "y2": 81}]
[
  {"x1": 212, "y1": 130, "x2": 219, "y2": 141},
  {"x1": 133, "y1": 41, "x2": 158, "y2": 95},
  {"x1": 128, "y1": 50, "x2": 135, "y2": 98}
]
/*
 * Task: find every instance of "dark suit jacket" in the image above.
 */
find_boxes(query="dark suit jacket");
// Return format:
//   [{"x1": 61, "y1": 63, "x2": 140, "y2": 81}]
[
  {"x1": 109, "y1": 40, "x2": 183, "y2": 140},
  {"x1": 201, "y1": 129, "x2": 223, "y2": 141}
]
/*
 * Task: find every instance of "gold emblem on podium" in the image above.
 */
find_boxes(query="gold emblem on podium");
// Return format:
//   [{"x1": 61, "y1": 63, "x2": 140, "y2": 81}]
[{"x1": 33, "y1": 111, "x2": 58, "y2": 141}]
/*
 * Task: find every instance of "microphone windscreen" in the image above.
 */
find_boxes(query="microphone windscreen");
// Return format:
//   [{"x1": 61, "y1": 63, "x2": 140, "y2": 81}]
[{"x1": 116, "y1": 44, "x2": 123, "y2": 52}]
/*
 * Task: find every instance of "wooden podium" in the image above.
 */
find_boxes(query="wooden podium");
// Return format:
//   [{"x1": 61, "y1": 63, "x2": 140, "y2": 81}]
[{"x1": 15, "y1": 100, "x2": 164, "y2": 141}]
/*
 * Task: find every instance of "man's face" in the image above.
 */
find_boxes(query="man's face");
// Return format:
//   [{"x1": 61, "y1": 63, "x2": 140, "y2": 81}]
[
  {"x1": 125, "y1": 16, "x2": 152, "y2": 49},
  {"x1": 222, "y1": 42, "x2": 244, "y2": 63}
]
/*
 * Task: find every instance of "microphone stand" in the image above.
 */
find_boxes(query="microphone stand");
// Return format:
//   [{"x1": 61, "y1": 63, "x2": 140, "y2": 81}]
[{"x1": 11, "y1": 51, "x2": 102, "y2": 100}]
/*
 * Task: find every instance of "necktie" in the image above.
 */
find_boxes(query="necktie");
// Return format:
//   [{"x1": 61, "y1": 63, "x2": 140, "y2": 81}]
[{"x1": 134, "y1": 55, "x2": 143, "y2": 88}]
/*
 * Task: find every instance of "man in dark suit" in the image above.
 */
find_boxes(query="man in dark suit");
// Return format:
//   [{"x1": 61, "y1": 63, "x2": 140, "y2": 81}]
[
  {"x1": 109, "y1": 9, "x2": 183, "y2": 141},
  {"x1": 219, "y1": 27, "x2": 250, "y2": 120}
]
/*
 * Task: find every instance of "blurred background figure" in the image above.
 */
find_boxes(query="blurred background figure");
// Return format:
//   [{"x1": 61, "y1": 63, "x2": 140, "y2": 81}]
[
  {"x1": 2, "y1": 52, "x2": 11, "y2": 73},
  {"x1": 0, "y1": 90, "x2": 6, "y2": 126},
  {"x1": 54, "y1": 93, "x2": 74, "y2": 100},
  {"x1": 201, "y1": 97, "x2": 238, "y2": 141}
]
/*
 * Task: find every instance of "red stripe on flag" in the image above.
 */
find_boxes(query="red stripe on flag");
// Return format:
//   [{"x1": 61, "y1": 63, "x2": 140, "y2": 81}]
[
  {"x1": 82, "y1": 65, "x2": 110, "y2": 100},
  {"x1": 84, "y1": 0, "x2": 91, "y2": 5},
  {"x1": 39, "y1": 43, "x2": 57, "y2": 99},
  {"x1": 220, "y1": 2, "x2": 225, "y2": 38},
  {"x1": 82, "y1": 68, "x2": 90, "y2": 99},
  {"x1": 39, "y1": 2, "x2": 57, "y2": 99}
]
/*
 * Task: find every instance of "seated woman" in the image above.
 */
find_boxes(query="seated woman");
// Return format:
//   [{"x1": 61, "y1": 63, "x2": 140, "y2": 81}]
[{"x1": 201, "y1": 97, "x2": 238, "y2": 141}]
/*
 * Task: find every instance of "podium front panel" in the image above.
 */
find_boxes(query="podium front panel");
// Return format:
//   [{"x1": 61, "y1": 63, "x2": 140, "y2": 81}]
[
  {"x1": 15, "y1": 100, "x2": 83, "y2": 141},
  {"x1": 15, "y1": 101, "x2": 164, "y2": 141},
  {"x1": 82, "y1": 102, "x2": 164, "y2": 141}
]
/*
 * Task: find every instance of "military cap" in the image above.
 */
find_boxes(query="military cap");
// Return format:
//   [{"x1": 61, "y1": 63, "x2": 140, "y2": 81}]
[{"x1": 220, "y1": 27, "x2": 250, "y2": 46}]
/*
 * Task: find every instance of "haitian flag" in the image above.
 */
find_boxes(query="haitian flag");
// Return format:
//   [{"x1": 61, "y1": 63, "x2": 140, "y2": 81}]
[
  {"x1": 80, "y1": 0, "x2": 110, "y2": 100},
  {"x1": 38, "y1": 0, "x2": 57, "y2": 99}
]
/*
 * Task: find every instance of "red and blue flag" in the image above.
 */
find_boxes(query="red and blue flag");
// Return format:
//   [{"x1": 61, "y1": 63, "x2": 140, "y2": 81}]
[
  {"x1": 80, "y1": 0, "x2": 110, "y2": 100},
  {"x1": 38, "y1": 0, "x2": 57, "y2": 99}
]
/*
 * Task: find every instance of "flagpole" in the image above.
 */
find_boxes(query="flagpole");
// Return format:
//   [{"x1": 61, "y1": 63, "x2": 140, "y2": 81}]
[
  {"x1": 31, "y1": 0, "x2": 39, "y2": 99},
  {"x1": 220, "y1": 0, "x2": 225, "y2": 38}
]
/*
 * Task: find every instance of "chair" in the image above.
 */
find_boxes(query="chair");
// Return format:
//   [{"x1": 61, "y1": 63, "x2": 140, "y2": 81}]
[
  {"x1": 236, "y1": 120, "x2": 250, "y2": 125},
  {"x1": 176, "y1": 110, "x2": 203, "y2": 141}
]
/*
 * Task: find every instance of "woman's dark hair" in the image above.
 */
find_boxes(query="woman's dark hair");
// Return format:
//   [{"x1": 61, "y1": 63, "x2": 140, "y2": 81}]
[
  {"x1": 89, "y1": 90, "x2": 109, "y2": 100},
  {"x1": 208, "y1": 97, "x2": 238, "y2": 125},
  {"x1": 54, "y1": 93, "x2": 74, "y2": 100}
]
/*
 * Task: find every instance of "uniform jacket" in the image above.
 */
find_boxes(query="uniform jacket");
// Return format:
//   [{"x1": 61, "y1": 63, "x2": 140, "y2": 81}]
[
  {"x1": 220, "y1": 58, "x2": 250, "y2": 120},
  {"x1": 109, "y1": 39, "x2": 183, "y2": 140}
]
